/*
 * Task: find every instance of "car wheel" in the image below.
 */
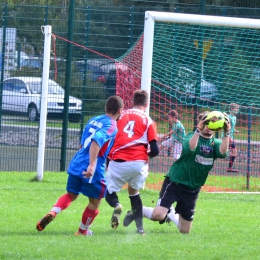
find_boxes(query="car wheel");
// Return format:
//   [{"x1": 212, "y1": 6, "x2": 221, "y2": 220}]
[
  {"x1": 28, "y1": 104, "x2": 39, "y2": 122},
  {"x1": 69, "y1": 114, "x2": 81, "y2": 123}
]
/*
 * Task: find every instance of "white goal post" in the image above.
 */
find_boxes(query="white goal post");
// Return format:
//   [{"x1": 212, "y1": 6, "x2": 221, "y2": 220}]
[
  {"x1": 36, "y1": 25, "x2": 52, "y2": 181},
  {"x1": 141, "y1": 11, "x2": 260, "y2": 115}
]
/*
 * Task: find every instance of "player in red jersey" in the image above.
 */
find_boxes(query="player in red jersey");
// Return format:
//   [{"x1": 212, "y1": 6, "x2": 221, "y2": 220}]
[{"x1": 105, "y1": 89, "x2": 159, "y2": 234}]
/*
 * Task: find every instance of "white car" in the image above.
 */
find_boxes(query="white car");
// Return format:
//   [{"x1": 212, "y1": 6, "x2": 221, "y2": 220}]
[{"x1": 2, "y1": 77, "x2": 82, "y2": 122}]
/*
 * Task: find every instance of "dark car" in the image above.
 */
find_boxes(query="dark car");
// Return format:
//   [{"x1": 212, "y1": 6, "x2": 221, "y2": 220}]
[
  {"x1": 20, "y1": 57, "x2": 66, "y2": 79},
  {"x1": 77, "y1": 59, "x2": 115, "y2": 82}
]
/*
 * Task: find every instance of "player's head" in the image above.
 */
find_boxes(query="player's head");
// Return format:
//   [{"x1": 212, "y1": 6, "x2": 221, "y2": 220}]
[
  {"x1": 198, "y1": 111, "x2": 213, "y2": 138},
  {"x1": 105, "y1": 95, "x2": 124, "y2": 120},
  {"x1": 133, "y1": 89, "x2": 148, "y2": 109},
  {"x1": 230, "y1": 103, "x2": 239, "y2": 114},
  {"x1": 168, "y1": 110, "x2": 178, "y2": 123}
]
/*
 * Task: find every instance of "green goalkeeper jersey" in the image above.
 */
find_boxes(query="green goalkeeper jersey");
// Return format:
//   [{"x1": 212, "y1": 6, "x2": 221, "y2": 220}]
[{"x1": 166, "y1": 132, "x2": 227, "y2": 189}]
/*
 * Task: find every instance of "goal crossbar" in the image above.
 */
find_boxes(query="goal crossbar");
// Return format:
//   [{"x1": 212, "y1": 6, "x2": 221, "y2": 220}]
[{"x1": 141, "y1": 12, "x2": 260, "y2": 115}]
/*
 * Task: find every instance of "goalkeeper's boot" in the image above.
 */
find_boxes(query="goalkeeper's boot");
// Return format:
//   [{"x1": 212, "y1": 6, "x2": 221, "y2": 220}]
[
  {"x1": 36, "y1": 211, "x2": 56, "y2": 231},
  {"x1": 111, "y1": 203, "x2": 123, "y2": 229},
  {"x1": 75, "y1": 230, "x2": 94, "y2": 236},
  {"x1": 123, "y1": 210, "x2": 134, "y2": 227}
]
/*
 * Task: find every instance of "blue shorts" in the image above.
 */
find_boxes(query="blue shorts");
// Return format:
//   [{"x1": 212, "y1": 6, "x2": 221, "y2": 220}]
[{"x1": 66, "y1": 174, "x2": 107, "y2": 199}]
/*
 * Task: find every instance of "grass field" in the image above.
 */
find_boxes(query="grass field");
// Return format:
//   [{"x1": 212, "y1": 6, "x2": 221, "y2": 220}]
[{"x1": 1, "y1": 172, "x2": 260, "y2": 260}]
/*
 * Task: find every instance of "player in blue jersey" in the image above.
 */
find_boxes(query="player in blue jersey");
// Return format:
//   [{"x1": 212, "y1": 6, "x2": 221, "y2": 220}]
[{"x1": 36, "y1": 95, "x2": 124, "y2": 236}]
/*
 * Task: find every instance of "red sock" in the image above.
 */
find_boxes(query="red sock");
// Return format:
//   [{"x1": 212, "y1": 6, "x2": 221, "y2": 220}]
[
  {"x1": 78, "y1": 207, "x2": 99, "y2": 233},
  {"x1": 51, "y1": 193, "x2": 73, "y2": 214}
]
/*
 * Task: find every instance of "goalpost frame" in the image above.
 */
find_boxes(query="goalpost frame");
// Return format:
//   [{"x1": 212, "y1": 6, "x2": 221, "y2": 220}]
[
  {"x1": 36, "y1": 25, "x2": 52, "y2": 181},
  {"x1": 141, "y1": 11, "x2": 260, "y2": 115}
]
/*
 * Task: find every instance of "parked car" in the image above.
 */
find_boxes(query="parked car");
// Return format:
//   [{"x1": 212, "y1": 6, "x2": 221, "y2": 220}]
[
  {"x1": 20, "y1": 57, "x2": 42, "y2": 69},
  {"x1": 20, "y1": 57, "x2": 66, "y2": 79},
  {"x1": 2, "y1": 77, "x2": 82, "y2": 122},
  {"x1": 175, "y1": 66, "x2": 218, "y2": 105},
  {"x1": 76, "y1": 59, "x2": 115, "y2": 82}
]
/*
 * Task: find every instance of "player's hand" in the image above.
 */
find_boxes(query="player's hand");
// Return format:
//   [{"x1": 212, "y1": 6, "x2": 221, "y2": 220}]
[
  {"x1": 82, "y1": 165, "x2": 95, "y2": 178},
  {"x1": 197, "y1": 112, "x2": 209, "y2": 131},
  {"x1": 223, "y1": 112, "x2": 231, "y2": 133}
]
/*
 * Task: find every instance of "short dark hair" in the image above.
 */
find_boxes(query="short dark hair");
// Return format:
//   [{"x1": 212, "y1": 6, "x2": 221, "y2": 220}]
[
  {"x1": 105, "y1": 96, "x2": 124, "y2": 115},
  {"x1": 133, "y1": 89, "x2": 148, "y2": 106},
  {"x1": 168, "y1": 110, "x2": 178, "y2": 118}
]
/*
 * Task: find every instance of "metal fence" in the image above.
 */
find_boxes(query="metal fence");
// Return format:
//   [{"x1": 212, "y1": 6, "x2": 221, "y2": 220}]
[{"x1": 0, "y1": 3, "x2": 260, "y2": 173}]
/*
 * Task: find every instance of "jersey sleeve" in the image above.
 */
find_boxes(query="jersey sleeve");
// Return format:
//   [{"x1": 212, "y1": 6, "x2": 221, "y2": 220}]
[
  {"x1": 147, "y1": 121, "x2": 158, "y2": 142},
  {"x1": 213, "y1": 138, "x2": 228, "y2": 159},
  {"x1": 92, "y1": 123, "x2": 117, "y2": 148}
]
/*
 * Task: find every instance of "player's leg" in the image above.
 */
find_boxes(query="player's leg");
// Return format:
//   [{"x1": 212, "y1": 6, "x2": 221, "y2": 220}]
[
  {"x1": 227, "y1": 142, "x2": 239, "y2": 172},
  {"x1": 127, "y1": 185, "x2": 145, "y2": 234},
  {"x1": 36, "y1": 174, "x2": 79, "y2": 231},
  {"x1": 173, "y1": 184, "x2": 200, "y2": 234},
  {"x1": 123, "y1": 162, "x2": 149, "y2": 234},
  {"x1": 75, "y1": 197, "x2": 101, "y2": 236},
  {"x1": 105, "y1": 160, "x2": 126, "y2": 229},
  {"x1": 76, "y1": 180, "x2": 106, "y2": 235},
  {"x1": 143, "y1": 177, "x2": 179, "y2": 227},
  {"x1": 178, "y1": 215, "x2": 193, "y2": 233}
]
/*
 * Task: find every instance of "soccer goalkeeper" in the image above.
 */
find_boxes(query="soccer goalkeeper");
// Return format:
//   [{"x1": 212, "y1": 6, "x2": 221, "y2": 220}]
[{"x1": 138, "y1": 111, "x2": 230, "y2": 234}]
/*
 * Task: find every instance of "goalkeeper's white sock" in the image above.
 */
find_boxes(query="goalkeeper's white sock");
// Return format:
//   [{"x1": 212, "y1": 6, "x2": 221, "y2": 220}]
[
  {"x1": 142, "y1": 206, "x2": 153, "y2": 220},
  {"x1": 167, "y1": 208, "x2": 179, "y2": 227}
]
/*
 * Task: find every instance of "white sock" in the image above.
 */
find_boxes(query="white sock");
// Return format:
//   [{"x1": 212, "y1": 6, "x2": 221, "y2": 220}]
[
  {"x1": 143, "y1": 206, "x2": 153, "y2": 220},
  {"x1": 167, "y1": 208, "x2": 179, "y2": 227}
]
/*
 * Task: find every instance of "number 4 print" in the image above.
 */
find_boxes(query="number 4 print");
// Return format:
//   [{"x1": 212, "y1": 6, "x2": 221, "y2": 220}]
[{"x1": 123, "y1": 121, "x2": 135, "y2": 138}]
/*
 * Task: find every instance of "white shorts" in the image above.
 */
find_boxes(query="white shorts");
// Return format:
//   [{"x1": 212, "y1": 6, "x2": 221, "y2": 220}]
[
  {"x1": 106, "y1": 160, "x2": 149, "y2": 194},
  {"x1": 161, "y1": 138, "x2": 182, "y2": 159}
]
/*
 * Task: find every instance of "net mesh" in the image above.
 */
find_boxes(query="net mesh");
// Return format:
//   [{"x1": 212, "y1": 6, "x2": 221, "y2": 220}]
[{"x1": 115, "y1": 17, "x2": 260, "y2": 191}]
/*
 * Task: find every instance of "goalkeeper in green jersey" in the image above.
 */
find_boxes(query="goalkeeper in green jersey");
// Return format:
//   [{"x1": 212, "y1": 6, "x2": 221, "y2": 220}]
[{"x1": 141, "y1": 111, "x2": 231, "y2": 234}]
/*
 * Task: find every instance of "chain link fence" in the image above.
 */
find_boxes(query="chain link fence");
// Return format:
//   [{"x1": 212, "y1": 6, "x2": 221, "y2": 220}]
[{"x1": 0, "y1": 3, "x2": 260, "y2": 172}]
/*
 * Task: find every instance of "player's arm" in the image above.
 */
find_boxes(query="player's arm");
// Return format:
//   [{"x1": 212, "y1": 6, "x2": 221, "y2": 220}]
[
  {"x1": 148, "y1": 140, "x2": 159, "y2": 158},
  {"x1": 82, "y1": 140, "x2": 100, "y2": 178},
  {"x1": 219, "y1": 113, "x2": 231, "y2": 155},
  {"x1": 159, "y1": 130, "x2": 172, "y2": 140},
  {"x1": 189, "y1": 113, "x2": 208, "y2": 150}
]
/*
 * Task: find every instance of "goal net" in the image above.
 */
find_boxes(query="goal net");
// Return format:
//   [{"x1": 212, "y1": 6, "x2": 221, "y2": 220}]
[{"x1": 115, "y1": 12, "x2": 260, "y2": 191}]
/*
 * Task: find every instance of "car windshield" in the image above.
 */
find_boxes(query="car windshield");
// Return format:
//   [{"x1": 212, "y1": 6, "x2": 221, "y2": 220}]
[{"x1": 28, "y1": 80, "x2": 65, "y2": 95}]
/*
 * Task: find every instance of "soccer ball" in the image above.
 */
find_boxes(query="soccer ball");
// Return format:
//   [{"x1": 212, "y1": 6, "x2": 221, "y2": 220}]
[{"x1": 205, "y1": 111, "x2": 225, "y2": 131}]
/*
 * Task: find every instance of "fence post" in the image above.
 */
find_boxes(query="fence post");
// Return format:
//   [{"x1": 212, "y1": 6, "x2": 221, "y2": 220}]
[
  {"x1": 246, "y1": 107, "x2": 251, "y2": 189},
  {"x1": 80, "y1": 5, "x2": 91, "y2": 138},
  {"x1": 129, "y1": 6, "x2": 135, "y2": 47},
  {"x1": 0, "y1": 4, "x2": 8, "y2": 135},
  {"x1": 44, "y1": 5, "x2": 49, "y2": 25},
  {"x1": 60, "y1": 0, "x2": 75, "y2": 171},
  {"x1": 200, "y1": 0, "x2": 206, "y2": 15}
]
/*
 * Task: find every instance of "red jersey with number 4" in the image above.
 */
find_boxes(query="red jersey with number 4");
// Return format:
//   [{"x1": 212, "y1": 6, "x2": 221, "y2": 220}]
[{"x1": 109, "y1": 108, "x2": 158, "y2": 161}]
